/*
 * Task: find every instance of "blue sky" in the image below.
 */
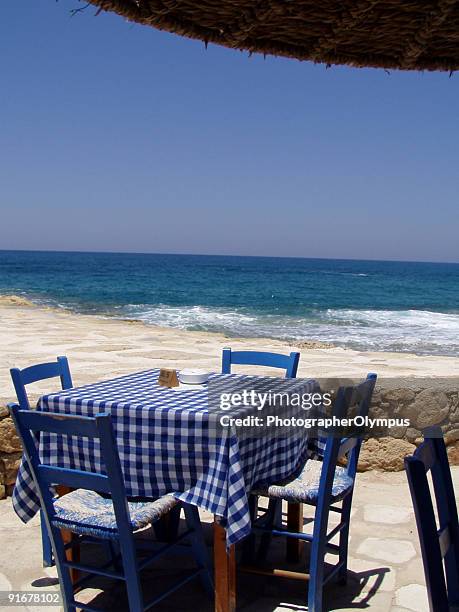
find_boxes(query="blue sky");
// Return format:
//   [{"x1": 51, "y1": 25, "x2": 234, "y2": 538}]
[{"x1": 1, "y1": 1, "x2": 458, "y2": 263}]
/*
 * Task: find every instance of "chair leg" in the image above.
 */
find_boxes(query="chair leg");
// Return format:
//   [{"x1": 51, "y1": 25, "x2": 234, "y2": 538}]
[
  {"x1": 48, "y1": 526, "x2": 77, "y2": 612},
  {"x1": 152, "y1": 503, "x2": 182, "y2": 541},
  {"x1": 40, "y1": 510, "x2": 54, "y2": 567},
  {"x1": 104, "y1": 540, "x2": 122, "y2": 572},
  {"x1": 257, "y1": 499, "x2": 281, "y2": 562},
  {"x1": 118, "y1": 535, "x2": 143, "y2": 612},
  {"x1": 183, "y1": 503, "x2": 214, "y2": 597},
  {"x1": 308, "y1": 534, "x2": 326, "y2": 612},
  {"x1": 42, "y1": 484, "x2": 72, "y2": 567},
  {"x1": 308, "y1": 492, "x2": 333, "y2": 612},
  {"x1": 166, "y1": 503, "x2": 182, "y2": 541},
  {"x1": 152, "y1": 516, "x2": 168, "y2": 541},
  {"x1": 337, "y1": 496, "x2": 352, "y2": 585}
]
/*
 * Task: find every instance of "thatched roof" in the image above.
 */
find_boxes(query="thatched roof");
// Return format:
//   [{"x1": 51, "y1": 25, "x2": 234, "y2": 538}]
[{"x1": 87, "y1": 0, "x2": 459, "y2": 71}]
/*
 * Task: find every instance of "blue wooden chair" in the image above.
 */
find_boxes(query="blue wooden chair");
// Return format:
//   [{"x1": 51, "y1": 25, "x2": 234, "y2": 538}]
[
  {"x1": 10, "y1": 356, "x2": 73, "y2": 411},
  {"x1": 9, "y1": 404, "x2": 213, "y2": 612},
  {"x1": 222, "y1": 347, "x2": 300, "y2": 565},
  {"x1": 243, "y1": 373, "x2": 377, "y2": 612},
  {"x1": 10, "y1": 356, "x2": 73, "y2": 567},
  {"x1": 221, "y1": 348, "x2": 300, "y2": 378},
  {"x1": 405, "y1": 428, "x2": 459, "y2": 612}
]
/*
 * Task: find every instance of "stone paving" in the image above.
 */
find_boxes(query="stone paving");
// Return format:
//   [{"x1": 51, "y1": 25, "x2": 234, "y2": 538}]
[{"x1": 0, "y1": 468, "x2": 457, "y2": 612}]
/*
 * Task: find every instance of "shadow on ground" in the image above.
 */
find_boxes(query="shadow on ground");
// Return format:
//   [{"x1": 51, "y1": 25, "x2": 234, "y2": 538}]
[{"x1": 32, "y1": 518, "x2": 392, "y2": 612}]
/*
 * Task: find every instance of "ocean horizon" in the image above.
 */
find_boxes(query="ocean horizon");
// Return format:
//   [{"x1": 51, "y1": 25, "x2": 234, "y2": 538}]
[{"x1": 1, "y1": 249, "x2": 458, "y2": 357}]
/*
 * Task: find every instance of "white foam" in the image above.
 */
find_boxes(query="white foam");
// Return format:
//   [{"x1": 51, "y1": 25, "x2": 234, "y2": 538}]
[{"x1": 117, "y1": 304, "x2": 459, "y2": 356}]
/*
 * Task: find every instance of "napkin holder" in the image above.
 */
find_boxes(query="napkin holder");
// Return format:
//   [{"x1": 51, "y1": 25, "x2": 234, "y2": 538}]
[{"x1": 158, "y1": 368, "x2": 180, "y2": 388}]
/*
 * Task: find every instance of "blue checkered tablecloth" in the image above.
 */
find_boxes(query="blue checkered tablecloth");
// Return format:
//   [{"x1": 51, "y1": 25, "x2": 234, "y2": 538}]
[{"x1": 12, "y1": 369, "x2": 323, "y2": 546}]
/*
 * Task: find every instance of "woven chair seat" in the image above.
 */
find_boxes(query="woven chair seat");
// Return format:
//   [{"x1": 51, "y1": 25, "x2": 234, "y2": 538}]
[
  {"x1": 254, "y1": 459, "x2": 353, "y2": 504},
  {"x1": 52, "y1": 489, "x2": 178, "y2": 539}
]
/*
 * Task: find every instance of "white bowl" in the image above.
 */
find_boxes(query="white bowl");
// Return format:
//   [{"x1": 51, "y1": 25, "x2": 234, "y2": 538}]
[{"x1": 178, "y1": 369, "x2": 211, "y2": 385}]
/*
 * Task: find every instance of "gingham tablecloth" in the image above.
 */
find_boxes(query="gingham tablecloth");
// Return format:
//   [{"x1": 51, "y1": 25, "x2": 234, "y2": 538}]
[{"x1": 12, "y1": 369, "x2": 322, "y2": 546}]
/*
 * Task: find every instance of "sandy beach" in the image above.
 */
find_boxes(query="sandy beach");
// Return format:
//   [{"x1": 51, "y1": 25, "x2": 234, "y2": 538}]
[{"x1": 2, "y1": 297, "x2": 459, "y2": 407}]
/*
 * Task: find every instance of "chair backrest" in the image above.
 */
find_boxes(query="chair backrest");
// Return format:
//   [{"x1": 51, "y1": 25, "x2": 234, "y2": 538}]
[
  {"x1": 10, "y1": 356, "x2": 73, "y2": 410},
  {"x1": 221, "y1": 348, "x2": 300, "y2": 378},
  {"x1": 319, "y1": 373, "x2": 377, "y2": 495},
  {"x1": 405, "y1": 429, "x2": 459, "y2": 611},
  {"x1": 9, "y1": 404, "x2": 133, "y2": 541},
  {"x1": 335, "y1": 373, "x2": 377, "y2": 480}
]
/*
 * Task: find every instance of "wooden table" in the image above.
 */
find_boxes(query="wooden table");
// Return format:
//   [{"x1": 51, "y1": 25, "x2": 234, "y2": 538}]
[{"x1": 14, "y1": 370, "x2": 317, "y2": 611}]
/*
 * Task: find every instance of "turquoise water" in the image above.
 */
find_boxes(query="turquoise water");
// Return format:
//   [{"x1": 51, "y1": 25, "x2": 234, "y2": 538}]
[{"x1": 1, "y1": 250, "x2": 458, "y2": 356}]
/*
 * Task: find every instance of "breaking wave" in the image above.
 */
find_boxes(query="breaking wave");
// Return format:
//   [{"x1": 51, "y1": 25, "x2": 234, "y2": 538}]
[{"x1": 116, "y1": 303, "x2": 459, "y2": 356}]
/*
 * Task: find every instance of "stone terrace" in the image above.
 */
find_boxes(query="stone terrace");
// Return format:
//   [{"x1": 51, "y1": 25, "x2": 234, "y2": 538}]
[{"x1": 1, "y1": 468, "x2": 458, "y2": 612}]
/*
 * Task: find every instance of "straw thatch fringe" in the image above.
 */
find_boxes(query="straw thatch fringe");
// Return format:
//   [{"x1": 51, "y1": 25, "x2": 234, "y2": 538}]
[
  {"x1": 86, "y1": 1, "x2": 459, "y2": 72},
  {"x1": 402, "y1": 0, "x2": 457, "y2": 67}
]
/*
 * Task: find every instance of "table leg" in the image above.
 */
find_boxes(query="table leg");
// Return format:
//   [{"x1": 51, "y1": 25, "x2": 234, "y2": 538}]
[
  {"x1": 213, "y1": 520, "x2": 236, "y2": 612},
  {"x1": 61, "y1": 529, "x2": 80, "y2": 585},
  {"x1": 56, "y1": 486, "x2": 80, "y2": 586},
  {"x1": 286, "y1": 502, "x2": 303, "y2": 563}
]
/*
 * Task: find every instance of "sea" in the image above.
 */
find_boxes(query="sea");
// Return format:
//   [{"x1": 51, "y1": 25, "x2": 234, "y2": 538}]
[{"x1": 1, "y1": 250, "x2": 458, "y2": 357}]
